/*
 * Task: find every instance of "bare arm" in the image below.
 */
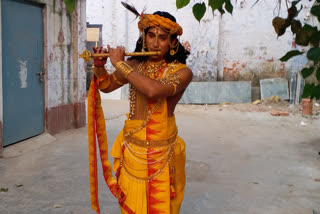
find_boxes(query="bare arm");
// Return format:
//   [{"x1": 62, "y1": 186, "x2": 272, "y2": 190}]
[
  {"x1": 91, "y1": 46, "x2": 129, "y2": 93},
  {"x1": 99, "y1": 70, "x2": 128, "y2": 93},
  {"x1": 126, "y1": 67, "x2": 192, "y2": 99},
  {"x1": 107, "y1": 45, "x2": 192, "y2": 99}
]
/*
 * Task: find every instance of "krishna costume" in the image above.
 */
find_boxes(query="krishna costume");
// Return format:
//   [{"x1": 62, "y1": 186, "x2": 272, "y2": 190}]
[{"x1": 87, "y1": 10, "x2": 187, "y2": 214}]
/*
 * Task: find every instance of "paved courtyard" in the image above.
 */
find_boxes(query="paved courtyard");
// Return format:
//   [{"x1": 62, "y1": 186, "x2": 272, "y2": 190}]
[{"x1": 1, "y1": 100, "x2": 320, "y2": 214}]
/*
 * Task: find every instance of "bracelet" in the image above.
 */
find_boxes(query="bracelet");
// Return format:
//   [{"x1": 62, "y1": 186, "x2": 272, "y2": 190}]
[
  {"x1": 112, "y1": 73, "x2": 125, "y2": 86},
  {"x1": 115, "y1": 61, "x2": 134, "y2": 79}
]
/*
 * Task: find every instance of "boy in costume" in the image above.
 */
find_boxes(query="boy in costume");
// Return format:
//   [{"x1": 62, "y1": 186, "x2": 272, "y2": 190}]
[{"x1": 87, "y1": 5, "x2": 192, "y2": 214}]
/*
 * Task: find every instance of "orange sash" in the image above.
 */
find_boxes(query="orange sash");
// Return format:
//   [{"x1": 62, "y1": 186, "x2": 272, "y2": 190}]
[{"x1": 87, "y1": 75, "x2": 129, "y2": 213}]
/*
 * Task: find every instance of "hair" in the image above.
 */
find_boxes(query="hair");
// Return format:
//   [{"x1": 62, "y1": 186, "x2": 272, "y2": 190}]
[{"x1": 128, "y1": 11, "x2": 190, "y2": 64}]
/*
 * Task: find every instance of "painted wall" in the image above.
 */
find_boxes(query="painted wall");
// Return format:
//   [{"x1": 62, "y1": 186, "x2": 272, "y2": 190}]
[
  {"x1": 86, "y1": 0, "x2": 313, "y2": 99},
  {"x1": 45, "y1": 0, "x2": 86, "y2": 107},
  {"x1": 44, "y1": 0, "x2": 87, "y2": 134}
]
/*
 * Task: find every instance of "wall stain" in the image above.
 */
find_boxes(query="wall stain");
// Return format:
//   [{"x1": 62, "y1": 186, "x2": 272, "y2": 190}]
[
  {"x1": 222, "y1": 59, "x2": 288, "y2": 86},
  {"x1": 58, "y1": 28, "x2": 65, "y2": 43}
]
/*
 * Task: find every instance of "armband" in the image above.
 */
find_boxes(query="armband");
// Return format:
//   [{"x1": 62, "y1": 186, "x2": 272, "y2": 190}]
[{"x1": 115, "y1": 61, "x2": 134, "y2": 79}]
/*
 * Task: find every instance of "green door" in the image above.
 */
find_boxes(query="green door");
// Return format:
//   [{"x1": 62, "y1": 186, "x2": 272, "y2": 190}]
[{"x1": 2, "y1": 0, "x2": 45, "y2": 146}]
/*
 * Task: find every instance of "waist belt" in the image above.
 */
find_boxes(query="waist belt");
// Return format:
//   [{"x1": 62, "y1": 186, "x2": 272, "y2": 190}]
[{"x1": 123, "y1": 131, "x2": 177, "y2": 148}]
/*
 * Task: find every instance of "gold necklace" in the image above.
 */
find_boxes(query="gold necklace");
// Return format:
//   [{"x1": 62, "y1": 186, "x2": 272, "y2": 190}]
[{"x1": 140, "y1": 59, "x2": 167, "y2": 79}]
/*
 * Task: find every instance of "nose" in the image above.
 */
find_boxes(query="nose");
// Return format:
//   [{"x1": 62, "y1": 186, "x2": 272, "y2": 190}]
[{"x1": 153, "y1": 37, "x2": 159, "y2": 48}]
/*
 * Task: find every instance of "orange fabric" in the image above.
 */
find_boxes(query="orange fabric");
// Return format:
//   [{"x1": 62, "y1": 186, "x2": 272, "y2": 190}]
[{"x1": 87, "y1": 75, "x2": 132, "y2": 213}]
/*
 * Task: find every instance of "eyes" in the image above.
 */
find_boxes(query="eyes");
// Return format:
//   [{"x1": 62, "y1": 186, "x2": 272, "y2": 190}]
[{"x1": 147, "y1": 32, "x2": 168, "y2": 41}]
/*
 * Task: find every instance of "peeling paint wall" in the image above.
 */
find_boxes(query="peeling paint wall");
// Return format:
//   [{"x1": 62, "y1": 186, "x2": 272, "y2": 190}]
[
  {"x1": 77, "y1": 0, "x2": 87, "y2": 103},
  {"x1": 87, "y1": 0, "x2": 312, "y2": 99},
  {"x1": 36, "y1": 0, "x2": 87, "y2": 108}
]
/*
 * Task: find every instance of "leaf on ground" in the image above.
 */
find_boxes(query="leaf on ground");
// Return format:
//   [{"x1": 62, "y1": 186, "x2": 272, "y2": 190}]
[
  {"x1": 251, "y1": 182, "x2": 259, "y2": 184},
  {"x1": 0, "y1": 188, "x2": 9, "y2": 192},
  {"x1": 15, "y1": 184, "x2": 23, "y2": 187},
  {"x1": 53, "y1": 204, "x2": 63, "y2": 208},
  {"x1": 252, "y1": 100, "x2": 261, "y2": 105}
]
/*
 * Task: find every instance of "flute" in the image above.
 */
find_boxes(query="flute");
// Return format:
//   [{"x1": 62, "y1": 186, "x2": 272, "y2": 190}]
[{"x1": 79, "y1": 49, "x2": 161, "y2": 63}]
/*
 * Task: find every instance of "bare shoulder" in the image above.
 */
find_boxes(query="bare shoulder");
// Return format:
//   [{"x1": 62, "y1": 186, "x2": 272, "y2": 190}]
[{"x1": 176, "y1": 66, "x2": 193, "y2": 83}]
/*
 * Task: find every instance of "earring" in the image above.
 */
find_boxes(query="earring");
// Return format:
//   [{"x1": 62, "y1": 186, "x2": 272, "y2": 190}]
[
  {"x1": 170, "y1": 42, "x2": 179, "y2": 55},
  {"x1": 169, "y1": 37, "x2": 180, "y2": 56}
]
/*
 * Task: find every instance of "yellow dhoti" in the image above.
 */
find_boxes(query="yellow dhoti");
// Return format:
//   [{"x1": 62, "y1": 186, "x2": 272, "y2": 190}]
[{"x1": 111, "y1": 115, "x2": 186, "y2": 214}]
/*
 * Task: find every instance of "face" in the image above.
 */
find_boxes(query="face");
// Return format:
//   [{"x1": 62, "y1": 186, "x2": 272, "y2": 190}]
[{"x1": 145, "y1": 27, "x2": 173, "y2": 61}]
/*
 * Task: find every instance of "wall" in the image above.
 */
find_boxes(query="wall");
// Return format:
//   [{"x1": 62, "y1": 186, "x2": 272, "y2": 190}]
[{"x1": 45, "y1": 0, "x2": 87, "y2": 134}]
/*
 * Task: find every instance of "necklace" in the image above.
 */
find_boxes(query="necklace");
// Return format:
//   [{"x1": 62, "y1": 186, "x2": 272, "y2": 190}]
[
  {"x1": 128, "y1": 60, "x2": 166, "y2": 120},
  {"x1": 139, "y1": 59, "x2": 167, "y2": 79}
]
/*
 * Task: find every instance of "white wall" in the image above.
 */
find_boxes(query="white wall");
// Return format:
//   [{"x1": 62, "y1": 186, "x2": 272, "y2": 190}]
[
  {"x1": 87, "y1": 0, "x2": 314, "y2": 98},
  {"x1": 77, "y1": 0, "x2": 87, "y2": 103}
]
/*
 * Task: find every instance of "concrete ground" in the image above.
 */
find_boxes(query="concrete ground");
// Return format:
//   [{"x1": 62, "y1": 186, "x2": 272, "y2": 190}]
[{"x1": 1, "y1": 100, "x2": 320, "y2": 214}]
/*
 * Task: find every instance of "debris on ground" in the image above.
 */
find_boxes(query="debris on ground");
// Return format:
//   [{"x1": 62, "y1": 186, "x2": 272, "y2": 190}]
[
  {"x1": 219, "y1": 102, "x2": 232, "y2": 106},
  {"x1": 300, "y1": 121, "x2": 307, "y2": 126},
  {"x1": 314, "y1": 178, "x2": 320, "y2": 182},
  {"x1": 270, "y1": 109, "x2": 289, "y2": 116},
  {"x1": 0, "y1": 188, "x2": 9, "y2": 192},
  {"x1": 250, "y1": 181, "x2": 259, "y2": 184},
  {"x1": 15, "y1": 184, "x2": 23, "y2": 187},
  {"x1": 53, "y1": 204, "x2": 63, "y2": 208},
  {"x1": 266, "y1": 96, "x2": 280, "y2": 103},
  {"x1": 252, "y1": 100, "x2": 261, "y2": 105}
]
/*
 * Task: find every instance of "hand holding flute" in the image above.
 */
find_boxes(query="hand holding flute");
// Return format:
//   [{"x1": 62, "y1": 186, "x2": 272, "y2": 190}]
[{"x1": 79, "y1": 46, "x2": 161, "y2": 63}]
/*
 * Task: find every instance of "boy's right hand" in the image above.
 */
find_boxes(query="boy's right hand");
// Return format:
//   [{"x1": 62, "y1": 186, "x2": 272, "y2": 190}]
[{"x1": 92, "y1": 46, "x2": 108, "y2": 67}]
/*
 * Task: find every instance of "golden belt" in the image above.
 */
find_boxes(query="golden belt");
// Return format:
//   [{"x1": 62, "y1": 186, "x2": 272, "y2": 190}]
[{"x1": 123, "y1": 131, "x2": 177, "y2": 148}]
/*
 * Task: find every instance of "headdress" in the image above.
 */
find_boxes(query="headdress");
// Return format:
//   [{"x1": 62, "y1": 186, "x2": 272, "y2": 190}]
[{"x1": 121, "y1": 2, "x2": 182, "y2": 55}]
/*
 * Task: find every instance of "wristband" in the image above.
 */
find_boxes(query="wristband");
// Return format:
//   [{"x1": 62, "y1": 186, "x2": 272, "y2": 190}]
[{"x1": 115, "y1": 61, "x2": 134, "y2": 79}]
